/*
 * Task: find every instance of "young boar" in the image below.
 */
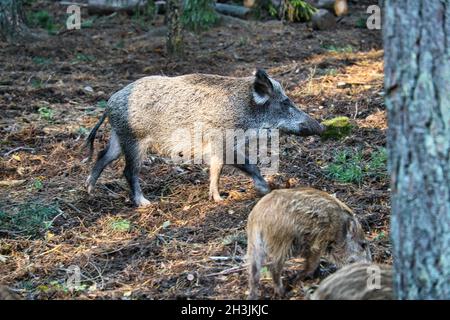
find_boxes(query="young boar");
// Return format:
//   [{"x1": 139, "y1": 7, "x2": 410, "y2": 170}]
[
  {"x1": 85, "y1": 70, "x2": 324, "y2": 207},
  {"x1": 246, "y1": 187, "x2": 371, "y2": 299},
  {"x1": 0, "y1": 286, "x2": 21, "y2": 300},
  {"x1": 310, "y1": 263, "x2": 393, "y2": 300}
]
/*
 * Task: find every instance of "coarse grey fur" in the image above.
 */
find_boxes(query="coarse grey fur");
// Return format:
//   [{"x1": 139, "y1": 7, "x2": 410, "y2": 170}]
[{"x1": 85, "y1": 70, "x2": 324, "y2": 206}]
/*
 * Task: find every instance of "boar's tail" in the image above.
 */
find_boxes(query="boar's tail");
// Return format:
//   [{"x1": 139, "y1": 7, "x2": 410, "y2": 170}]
[{"x1": 85, "y1": 112, "x2": 107, "y2": 162}]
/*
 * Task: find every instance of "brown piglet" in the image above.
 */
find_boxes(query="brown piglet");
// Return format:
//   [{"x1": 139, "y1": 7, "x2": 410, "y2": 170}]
[{"x1": 246, "y1": 187, "x2": 371, "y2": 299}]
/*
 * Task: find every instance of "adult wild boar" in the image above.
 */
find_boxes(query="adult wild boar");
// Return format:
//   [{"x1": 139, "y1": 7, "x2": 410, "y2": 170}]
[{"x1": 85, "y1": 70, "x2": 324, "y2": 206}]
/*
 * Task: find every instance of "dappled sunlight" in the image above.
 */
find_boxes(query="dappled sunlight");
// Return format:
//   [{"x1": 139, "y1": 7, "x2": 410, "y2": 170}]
[{"x1": 0, "y1": 1, "x2": 390, "y2": 300}]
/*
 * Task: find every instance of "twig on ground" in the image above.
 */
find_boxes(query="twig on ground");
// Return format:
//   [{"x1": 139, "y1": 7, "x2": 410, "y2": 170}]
[
  {"x1": 3, "y1": 147, "x2": 35, "y2": 157},
  {"x1": 204, "y1": 265, "x2": 248, "y2": 277},
  {"x1": 56, "y1": 197, "x2": 83, "y2": 214}
]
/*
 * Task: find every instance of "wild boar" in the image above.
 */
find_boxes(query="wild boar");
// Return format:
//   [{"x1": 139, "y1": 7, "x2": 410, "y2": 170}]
[
  {"x1": 0, "y1": 286, "x2": 21, "y2": 300},
  {"x1": 246, "y1": 187, "x2": 371, "y2": 299},
  {"x1": 85, "y1": 70, "x2": 324, "y2": 206},
  {"x1": 310, "y1": 263, "x2": 393, "y2": 300}
]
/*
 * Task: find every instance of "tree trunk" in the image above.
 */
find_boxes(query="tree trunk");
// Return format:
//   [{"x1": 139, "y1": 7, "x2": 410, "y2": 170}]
[
  {"x1": 166, "y1": 0, "x2": 183, "y2": 56},
  {"x1": 0, "y1": 0, "x2": 28, "y2": 41},
  {"x1": 384, "y1": 1, "x2": 450, "y2": 299}
]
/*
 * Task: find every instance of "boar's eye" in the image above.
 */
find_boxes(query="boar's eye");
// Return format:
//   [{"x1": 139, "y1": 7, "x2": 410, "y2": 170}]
[
  {"x1": 360, "y1": 241, "x2": 368, "y2": 250},
  {"x1": 281, "y1": 98, "x2": 291, "y2": 107}
]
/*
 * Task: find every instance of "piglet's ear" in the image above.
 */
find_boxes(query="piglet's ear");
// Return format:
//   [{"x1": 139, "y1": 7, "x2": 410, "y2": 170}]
[{"x1": 252, "y1": 69, "x2": 273, "y2": 105}]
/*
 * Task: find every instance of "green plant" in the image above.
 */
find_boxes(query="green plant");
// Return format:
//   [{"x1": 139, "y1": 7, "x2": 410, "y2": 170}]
[
  {"x1": 38, "y1": 106, "x2": 54, "y2": 121},
  {"x1": 32, "y1": 178, "x2": 43, "y2": 190},
  {"x1": 283, "y1": 0, "x2": 316, "y2": 22},
  {"x1": 114, "y1": 40, "x2": 125, "y2": 49},
  {"x1": 374, "y1": 231, "x2": 386, "y2": 241},
  {"x1": 81, "y1": 17, "x2": 96, "y2": 29},
  {"x1": 325, "y1": 147, "x2": 388, "y2": 184},
  {"x1": 27, "y1": 10, "x2": 59, "y2": 34},
  {"x1": 31, "y1": 78, "x2": 44, "y2": 88},
  {"x1": 322, "y1": 44, "x2": 355, "y2": 53},
  {"x1": 96, "y1": 100, "x2": 108, "y2": 108},
  {"x1": 182, "y1": 0, "x2": 218, "y2": 32},
  {"x1": 38, "y1": 280, "x2": 88, "y2": 294},
  {"x1": 132, "y1": 0, "x2": 156, "y2": 29},
  {"x1": 0, "y1": 203, "x2": 60, "y2": 237},
  {"x1": 325, "y1": 68, "x2": 337, "y2": 76},
  {"x1": 73, "y1": 53, "x2": 96, "y2": 63},
  {"x1": 260, "y1": 266, "x2": 271, "y2": 279},
  {"x1": 366, "y1": 147, "x2": 387, "y2": 178},
  {"x1": 325, "y1": 149, "x2": 364, "y2": 184},
  {"x1": 110, "y1": 219, "x2": 131, "y2": 232},
  {"x1": 355, "y1": 17, "x2": 366, "y2": 29},
  {"x1": 32, "y1": 56, "x2": 51, "y2": 65},
  {"x1": 268, "y1": 4, "x2": 278, "y2": 17}
]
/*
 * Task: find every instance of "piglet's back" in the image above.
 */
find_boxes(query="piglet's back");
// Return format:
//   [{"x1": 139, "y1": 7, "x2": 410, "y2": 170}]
[{"x1": 248, "y1": 187, "x2": 354, "y2": 230}]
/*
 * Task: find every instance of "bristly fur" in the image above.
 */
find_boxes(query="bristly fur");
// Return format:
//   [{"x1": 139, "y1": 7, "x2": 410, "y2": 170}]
[
  {"x1": 246, "y1": 187, "x2": 371, "y2": 299},
  {"x1": 310, "y1": 263, "x2": 393, "y2": 300},
  {"x1": 84, "y1": 71, "x2": 324, "y2": 206}
]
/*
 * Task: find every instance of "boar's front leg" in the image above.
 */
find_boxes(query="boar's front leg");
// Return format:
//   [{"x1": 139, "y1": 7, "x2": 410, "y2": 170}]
[
  {"x1": 209, "y1": 155, "x2": 224, "y2": 202},
  {"x1": 233, "y1": 160, "x2": 270, "y2": 195},
  {"x1": 122, "y1": 139, "x2": 150, "y2": 207},
  {"x1": 302, "y1": 250, "x2": 321, "y2": 279}
]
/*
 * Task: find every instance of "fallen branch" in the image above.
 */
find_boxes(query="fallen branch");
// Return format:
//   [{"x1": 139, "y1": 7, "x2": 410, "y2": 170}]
[
  {"x1": 215, "y1": 3, "x2": 252, "y2": 19},
  {"x1": 204, "y1": 265, "x2": 248, "y2": 277},
  {"x1": 3, "y1": 146, "x2": 34, "y2": 157},
  {"x1": 56, "y1": 197, "x2": 83, "y2": 214},
  {"x1": 60, "y1": 0, "x2": 147, "y2": 14},
  {"x1": 0, "y1": 180, "x2": 26, "y2": 187},
  {"x1": 209, "y1": 255, "x2": 244, "y2": 262}
]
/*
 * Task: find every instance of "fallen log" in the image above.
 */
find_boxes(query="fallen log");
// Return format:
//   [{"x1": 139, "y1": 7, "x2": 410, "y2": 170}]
[
  {"x1": 214, "y1": 3, "x2": 252, "y2": 19},
  {"x1": 60, "y1": 1, "x2": 252, "y2": 19},
  {"x1": 60, "y1": 0, "x2": 148, "y2": 14},
  {"x1": 87, "y1": 0, "x2": 147, "y2": 14}
]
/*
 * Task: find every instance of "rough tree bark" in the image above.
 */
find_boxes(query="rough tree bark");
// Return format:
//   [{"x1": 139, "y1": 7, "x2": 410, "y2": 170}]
[
  {"x1": 0, "y1": 0, "x2": 29, "y2": 41},
  {"x1": 384, "y1": 1, "x2": 450, "y2": 299},
  {"x1": 166, "y1": 0, "x2": 183, "y2": 56}
]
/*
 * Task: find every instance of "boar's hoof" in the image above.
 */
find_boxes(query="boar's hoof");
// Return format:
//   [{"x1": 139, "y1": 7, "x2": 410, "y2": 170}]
[
  {"x1": 209, "y1": 192, "x2": 224, "y2": 202},
  {"x1": 85, "y1": 176, "x2": 94, "y2": 194},
  {"x1": 255, "y1": 183, "x2": 271, "y2": 196},
  {"x1": 134, "y1": 197, "x2": 151, "y2": 207}
]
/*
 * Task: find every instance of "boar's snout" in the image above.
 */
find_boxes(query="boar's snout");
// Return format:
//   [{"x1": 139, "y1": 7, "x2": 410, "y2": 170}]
[{"x1": 299, "y1": 118, "x2": 325, "y2": 136}]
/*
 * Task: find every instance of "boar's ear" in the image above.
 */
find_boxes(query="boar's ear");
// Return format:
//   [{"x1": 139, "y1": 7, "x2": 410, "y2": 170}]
[
  {"x1": 252, "y1": 69, "x2": 274, "y2": 105},
  {"x1": 347, "y1": 218, "x2": 360, "y2": 237}
]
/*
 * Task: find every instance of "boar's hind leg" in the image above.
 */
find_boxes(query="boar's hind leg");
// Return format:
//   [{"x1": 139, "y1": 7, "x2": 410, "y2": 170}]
[
  {"x1": 86, "y1": 130, "x2": 121, "y2": 194},
  {"x1": 209, "y1": 155, "x2": 224, "y2": 202},
  {"x1": 233, "y1": 162, "x2": 270, "y2": 195},
  {"x1": 248, "y1": 247, "x2": 264, "y2": 300},
  {"x1": 270, "y1": 258, "x2": 286, "y2": 298},
  {"x1": 122, "y1": 139, "x2": 150, "y2": 207}
]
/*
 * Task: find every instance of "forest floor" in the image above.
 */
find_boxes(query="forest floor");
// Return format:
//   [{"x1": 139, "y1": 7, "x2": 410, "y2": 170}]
[{"x1": 0, "y1": 1, "x2": 389, "y2": 299}]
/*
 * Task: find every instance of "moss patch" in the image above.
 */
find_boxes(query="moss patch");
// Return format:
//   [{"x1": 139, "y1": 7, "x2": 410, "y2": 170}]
[{"x1": 321, "y1": 116, "x2": 353, "y2": 140}]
